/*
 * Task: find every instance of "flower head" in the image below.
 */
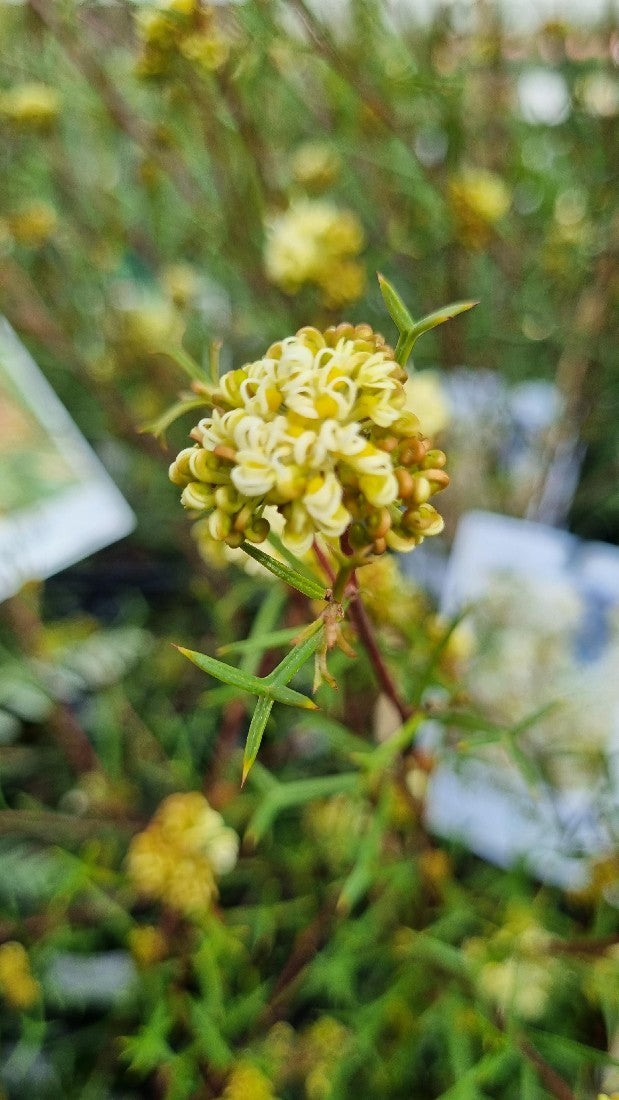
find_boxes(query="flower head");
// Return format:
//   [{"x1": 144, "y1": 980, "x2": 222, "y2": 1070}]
[
  {"x1": 170, "y1": 324, "x2": 449, "y2": 558},
  {"x1": 264, "y1": 200, "x2": 365, "y2": 306},
  {"x1": 126, "y1": 792, "x2": 238, "y2": 918},
  {"x1": 135, "y1": 1, "x2": 228, "y2": 79}
]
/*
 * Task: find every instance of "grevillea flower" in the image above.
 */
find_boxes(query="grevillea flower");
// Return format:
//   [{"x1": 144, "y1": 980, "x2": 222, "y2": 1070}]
[
  {"x1": 264, "y1": 200, "x2": 365, "y2": 306},
  {"x1": 126, "y1": 792, "x2": 238, "y2": 918},
  {"x1": 170, "y1": 324, "x2": 449, "y2": 559},
  {"x1": 448, "y1": 167, "x2": 511, "y2": 249}
]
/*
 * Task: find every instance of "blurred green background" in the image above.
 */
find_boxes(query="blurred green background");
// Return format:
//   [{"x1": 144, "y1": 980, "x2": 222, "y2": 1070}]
[{"x1": 0, "y1": 2, "x2": 617, "y2": 1098}]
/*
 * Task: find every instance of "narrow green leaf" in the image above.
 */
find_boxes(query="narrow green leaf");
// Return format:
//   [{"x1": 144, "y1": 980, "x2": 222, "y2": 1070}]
[
  {"x1": 276, "y1": 772, "x2": 358, "y2": 807},
  {"x1": 435, "y1": 1049, "x2": 515, "y2": 1100},
  {"x1": 295, "y1": 713, "x2": 372, "y2": 758},
  {"x1": 267, "y1": 621, "x2": 324, "y2": 686},
  {"x1": 502, "y1": 736, "x2": 542, "y2": 789},
  {"x1": 174, "y1": 645, "x2": 269, "y2": 696},
  {"x1": 377, "y1": 272, "x2": 415, "y2": 333},
  {"x1": 409, "y1": 299, "x2": 478, "y2": 341},
  {"x1": 242, "y1": 696, "x2": 274, "y2": 784},
  {"x1": 177, "y1": 645, "x2": 317, "y2": 712},
  {"x1": 527, "y1": 1026, "x2": 619, "y2": 1068},
  {"x1": 365, "y1": 711, "x2": 424, "y2": 771},
  {"x1": 410, "y1": 610, "x2": 471, "y2": 705},
  {"x1": 267, "y1": 531, "x2": 327, "y2": 585},
  {"x1": 245, "y1": 772, "x2": 358, "y2": 843},
  {"x1": 241, "y1": 542, "x2": 328, "y2": 600},
  {"x1": 160, "y1": 344, "x2": 207, "y2": 382},
  {"x1": 265, "y1": 682, "x2": 319, "y2": 710},
  {"x1": 337, "y1": 790, "x2": 387, "y2": 912},
  {"x1": 207, "y1": 340, "x2": 222, "y2": 385},
  {"x1": 141, "y1": 396, "x2": 208, "y2": 440},
  {"x1": 396, "y1": 299, "x2": 478, "y2": 368}
]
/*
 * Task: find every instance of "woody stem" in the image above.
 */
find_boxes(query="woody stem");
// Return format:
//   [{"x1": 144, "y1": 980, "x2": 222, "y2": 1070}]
[{"x1": 347, "y1": 573, "x2": 412, "y2": 723}]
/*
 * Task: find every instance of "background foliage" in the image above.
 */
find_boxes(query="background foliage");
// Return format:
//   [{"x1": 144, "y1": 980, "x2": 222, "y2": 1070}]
[{"x1": 0, "y1": 1, "x2": 617, "y2": 1097}]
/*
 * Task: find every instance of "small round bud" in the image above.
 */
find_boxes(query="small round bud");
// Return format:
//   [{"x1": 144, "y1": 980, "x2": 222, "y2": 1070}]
[
  {"x1": 181, "y1": 482, "x2": 215, "y2": 511},
  {"x1": 246, "y1": 517, "x2": 270, "y2": 543}
]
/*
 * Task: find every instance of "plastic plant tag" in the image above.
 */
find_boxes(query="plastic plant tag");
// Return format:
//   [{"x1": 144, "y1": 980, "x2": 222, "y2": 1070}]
[
  {"x1": 0, "y1": 318, "x2": 135, "y2": 601},
  {"x1": 425, "y1": 510, "x2": 619, "y2": 892}
]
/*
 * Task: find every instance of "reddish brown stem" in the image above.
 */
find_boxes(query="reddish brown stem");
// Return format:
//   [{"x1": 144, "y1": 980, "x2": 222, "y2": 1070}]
[
  {"x1": 347, "y1": 575, "x2": 412, "y2": 723},
  {"x1": 517, "y1": 1036, "x2": 576, "y2": 1100},
  {"x1": 312, "y1": 539, "x2": 336, "y2": 586},
  {"x1": 259, "y1": 893, "x2": 339, "y2": 1028}
]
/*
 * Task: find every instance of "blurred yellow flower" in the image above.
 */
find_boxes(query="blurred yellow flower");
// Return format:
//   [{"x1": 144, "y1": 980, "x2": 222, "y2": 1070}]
[
  {"x1": 291, "y1": 142, "x2": 341, "y2": 192},
  {"x1": 128, "y1": 925, "x2": 168, "y2": 968},
  {"x1": 160, "y1": 262, "x2": 201, "y2": 308},
  {"x1": 221, "y1": 1063, "x2": 278, "y2": 1100},
  {"x1": 8, "y1": 202, "x2": 58, "y2": 247},
  {"x1": 0, "y1": 83, "x2": 60, "y2": 130},
  {"x1": 126, "y1": 792, "x2": 238, "y2": 918},
  {"x1": 135, "y1": 1, "x2": 228, "y2": 79},
  {"x1": 449, "y1": 167, "x2": 511, "y2": 249},
  {"x1": 170, "y1": 323, "x2": 449, "y2": 558},
  {"x1": 180, "y1": 31, "x2": 229, "y2": 72},
  {"x1": 300, "y1": 1017, "x2": 349, "y2": 1100},
  {"x1": 403, "y1": 371, "x2": 450, "y2": 437},
  {"x1": 357, "y1": 554, "x2": 423, "y2": 630},
  {"x1": 264, "y1": 200, "x2": 365, "y2": 306},
  {"x1": 0, "y1": 942, "x2": 40, "y2": 1011}
]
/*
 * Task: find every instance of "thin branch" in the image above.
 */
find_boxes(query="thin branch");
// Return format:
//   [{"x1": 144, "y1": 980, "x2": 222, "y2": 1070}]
[
  {"x1": 517, "y1": 1035, "x2": 576, "y2": 1100},
  {"x1": 347, "y1": 575, "x2": 413, "y2": 723}
]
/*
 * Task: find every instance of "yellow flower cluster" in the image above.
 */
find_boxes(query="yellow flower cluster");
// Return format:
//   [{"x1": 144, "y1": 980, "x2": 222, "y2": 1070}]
[
  {"x1": 357, "y1": 554, "x2": 424, "y2": 630},
  {"x1": 448, "y1": 167, "x2": 511, "y2": 249},
  {"x1": 264, "y1": 201, "x2": 365, "y2": 307},
  {"x1": 290, "y1": 142, "x2": 341, "y2": 193},
  {"x1": 221, "y1": 1063, "x2": 277, "y2": 1100},
  {"x1": 464, "y1": 909, "x2": 555, "y2": 1021},
  {"x1": 6, "y1": 202, "x2": 58, "y2": 248},
  {"x1": 300, "y1": 1017, "x2": 350, "y2": 1100},
  {"x1": 128, "y1": 924, "x2": 168, "y2": 968},
  {"x1": 0, "y1": 83, "x2": 60, "y2": 131},
  {"x1": 170, "y1": 324, "x2": 449, "y2": 558},
  {"x1": 126, "y1": 792, "x2": 238, "y2": 918},
  {"x1": 135, "y1": 0, "x2": 229, "y2": 79},
  {"x1": 304, "y1": 794, "x2": 369, "y2": 871},
  {"x1": 0, "y1": 941, "x2": 40, "y2": 1011}
]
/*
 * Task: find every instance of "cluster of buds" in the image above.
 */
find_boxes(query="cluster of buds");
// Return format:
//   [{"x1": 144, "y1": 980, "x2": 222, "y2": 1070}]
[
  {"x1": 135, "y1": 0, "x2": 229, "y2": 79},
  {"x1": 264, "y1": 200, "x2": 365, "y2": 307},
  {"x1": 126, "y1": 792, "x2": 238, "y2": 918},
  {"x1": 170, "y1": 324, "x2": 449, "y2": 559}
]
